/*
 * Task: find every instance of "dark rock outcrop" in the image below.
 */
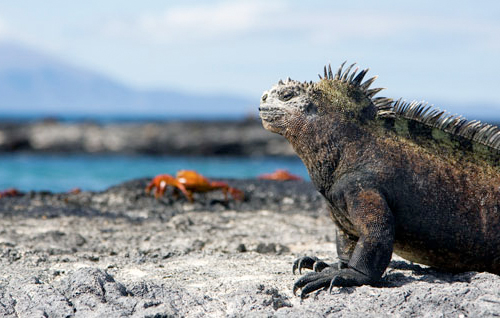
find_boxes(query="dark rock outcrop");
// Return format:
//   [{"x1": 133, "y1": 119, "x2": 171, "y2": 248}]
[
  {"x1": 0, "y1": 178, "x2": 324, "y2": 220},
  {"x1": 0, "y1": 119, "x2": 294, "y2": 156}
]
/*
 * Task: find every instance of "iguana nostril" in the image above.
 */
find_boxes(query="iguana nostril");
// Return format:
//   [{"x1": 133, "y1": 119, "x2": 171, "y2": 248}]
[{"x1": 261, "y1": 94, "x2": 268, "y2": 102}]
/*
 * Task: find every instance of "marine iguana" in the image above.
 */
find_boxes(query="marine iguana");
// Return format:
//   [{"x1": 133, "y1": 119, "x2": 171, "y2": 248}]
[{"x1": 259, "y1": 62, "x2": 500, "y2": 298}]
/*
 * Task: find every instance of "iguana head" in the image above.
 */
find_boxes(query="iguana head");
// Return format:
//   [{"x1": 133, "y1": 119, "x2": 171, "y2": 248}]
[
  {"x1": 259, "y1": 62, "x2": 392, "y2": 138},
  {"x1": 259, "y1": 78, "x2": 318, "y2": 135}
]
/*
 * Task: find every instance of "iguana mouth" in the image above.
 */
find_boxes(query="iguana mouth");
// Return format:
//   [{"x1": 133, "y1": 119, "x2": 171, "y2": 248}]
[
  {"x1": 258, "y1": 107, "x2": 285, "y2": 121},
  {"x1": 258, "y1": 106, "x2": 281, "y2": 112}
]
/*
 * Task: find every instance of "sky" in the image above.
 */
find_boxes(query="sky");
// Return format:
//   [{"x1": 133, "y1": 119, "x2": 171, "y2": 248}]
[{"x1": 0, "y1": 0, "x2": 499, "y2": 116}]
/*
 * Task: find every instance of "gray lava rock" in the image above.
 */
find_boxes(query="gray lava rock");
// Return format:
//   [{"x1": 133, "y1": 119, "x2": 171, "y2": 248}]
[{"x1": 0, "y1": 178, "x2": 500, "y2": 317}]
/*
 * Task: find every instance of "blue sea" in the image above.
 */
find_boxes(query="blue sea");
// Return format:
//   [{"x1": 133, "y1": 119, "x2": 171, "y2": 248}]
[{"x1": 0, "y1": 154, "x2": 309, "y2": 192}]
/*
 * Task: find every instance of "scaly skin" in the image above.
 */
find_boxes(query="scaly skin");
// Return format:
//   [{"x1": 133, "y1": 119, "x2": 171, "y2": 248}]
[{"x1": 259, "y1": 64, "x2": 500, "y2": 298}]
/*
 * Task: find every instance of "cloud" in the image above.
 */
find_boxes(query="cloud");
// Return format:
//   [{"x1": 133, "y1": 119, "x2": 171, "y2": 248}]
[
  {"x1": 100, "y1": 1, "x2": 500, "y2": 50},
  {"x1": 102, "y1": 1, "x2": 286, "y2": 43},
  {"x1": 0, "y1": 17, "x2": 8, "y2": 39}
]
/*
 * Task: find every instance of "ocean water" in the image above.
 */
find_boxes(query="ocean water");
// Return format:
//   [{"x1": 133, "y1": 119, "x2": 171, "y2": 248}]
[{"x1": 0, "y1": 154, "x2": 309, "y2": 192}]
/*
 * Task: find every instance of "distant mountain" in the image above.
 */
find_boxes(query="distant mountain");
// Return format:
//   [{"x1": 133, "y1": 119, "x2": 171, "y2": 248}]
[{"x1": 0, "y1": 42, "x2": 254, "y2": 119}]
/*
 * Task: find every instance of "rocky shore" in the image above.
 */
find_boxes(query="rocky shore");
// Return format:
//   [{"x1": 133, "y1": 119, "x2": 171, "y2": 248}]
[
  {"x1": 1, "y1": 178, "x2": 500, "y2": 317},
  {"x1": 0, "y1": 119, "x2": 295, "y2": 156}
]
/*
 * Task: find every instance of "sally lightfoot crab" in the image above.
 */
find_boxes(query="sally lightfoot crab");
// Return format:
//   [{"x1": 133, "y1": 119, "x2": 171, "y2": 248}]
[
  {"x1": 145, "y1": 170, "x2": 244, "y2": 202},
  {"x1": 0, "y1": 188, "x2": 23, "y2": 199},
  {"x1": 258, "y1": 169, "x2": 303, "y2": 181}
]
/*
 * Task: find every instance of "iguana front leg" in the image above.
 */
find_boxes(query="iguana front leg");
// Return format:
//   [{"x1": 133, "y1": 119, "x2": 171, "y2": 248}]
[{"x1": 293, "y1": 189, "x2": 394, "y2": 298}]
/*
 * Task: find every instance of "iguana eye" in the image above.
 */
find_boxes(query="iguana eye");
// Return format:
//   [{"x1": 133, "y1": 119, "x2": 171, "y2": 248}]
[
  {"x1": 279, "y1": 91, "x2": 295, "y2": 101},
  {"x1": 305, "y1": 103, "x2": 317, "y2": 115}
]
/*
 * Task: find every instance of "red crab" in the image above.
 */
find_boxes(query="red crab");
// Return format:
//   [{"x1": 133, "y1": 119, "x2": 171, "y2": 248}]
[
  {"x1": 258, "y1": 169, "x2": 303, "y2": 181},
  {"x1": 68, "y1": 188, "x2": 82, "y2": 194},
  {"x1": 0, "y1": 188, "x2": 23, "y2": 199},
  {"x1": 145, "y1": 170, "x2": 244, "y2": 202}
]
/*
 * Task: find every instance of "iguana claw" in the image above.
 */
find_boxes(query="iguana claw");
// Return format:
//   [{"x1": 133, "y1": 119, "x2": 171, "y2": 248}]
[
  {"x1": 293, "y1": 267, "x2": 339, "y2": 298},
  {"x1": 292, "y1": 256, "x2": 330, "y2": 274},
  {"x1": 294, "y1": 267, "x2": 371, "y2": 298}
]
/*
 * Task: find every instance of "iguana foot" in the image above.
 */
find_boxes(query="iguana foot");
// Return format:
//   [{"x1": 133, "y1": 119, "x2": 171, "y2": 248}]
[
  {"x1": 293, "y1": 267, "x2": 372, "y2": 299},
  {"x1": 292, "y1": 256, "x2": 331, "y2": 274}
]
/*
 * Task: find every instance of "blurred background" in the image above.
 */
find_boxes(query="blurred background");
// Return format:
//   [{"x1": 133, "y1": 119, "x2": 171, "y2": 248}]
[{"x1": 0, "y1": 0, "x2": 499, "y2": 192}]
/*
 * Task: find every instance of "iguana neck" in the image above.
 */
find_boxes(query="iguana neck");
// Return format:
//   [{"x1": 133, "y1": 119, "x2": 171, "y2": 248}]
[{"x1": 286, "y1": 119, "x2": 368, "y2": 195}]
